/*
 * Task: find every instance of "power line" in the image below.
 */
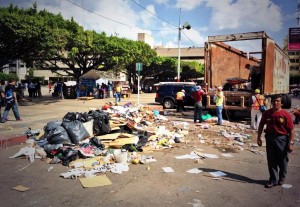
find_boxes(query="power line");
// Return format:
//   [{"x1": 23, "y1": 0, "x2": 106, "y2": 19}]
[
  {"x1": 130, "y1": 0, "x2": 177, "y2": 29},
  {"x1": 130, "y1": 0, "x2": 197, "y2": 47},
  {"x1": 64, "y1": 0, "x2": 175, "y2": 32},
  {"x1": 182, "y1": 31, "x2": 197, "y2": 47}
]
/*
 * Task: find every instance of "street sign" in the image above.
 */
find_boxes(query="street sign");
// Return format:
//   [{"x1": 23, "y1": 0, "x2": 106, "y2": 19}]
[{"x1": 136, "y1": 63, "x2": 143, "y2": 72}]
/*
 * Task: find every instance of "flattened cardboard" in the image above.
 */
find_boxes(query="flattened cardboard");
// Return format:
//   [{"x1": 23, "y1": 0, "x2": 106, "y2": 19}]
[
  {"x1": 79, "y1": 175, "x2": 112, "y2": 188},
  {"x1": 12, "y1": 185, "x2": 30, "y2": 192}
]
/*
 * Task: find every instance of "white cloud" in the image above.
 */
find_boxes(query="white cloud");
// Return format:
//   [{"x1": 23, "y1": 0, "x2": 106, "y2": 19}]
[
  {"x1": 140, "y1": 4, "x2": 156, "y2": 26},
  {"x1": 205, "y1": 0, "x2": 283, "y2": 32},
  {"x1": 175, "y1": 0, "x2": 206, "y2": 10},
  {"x1": 154, "y1": 0, "x2": 169, "y2": 4}
]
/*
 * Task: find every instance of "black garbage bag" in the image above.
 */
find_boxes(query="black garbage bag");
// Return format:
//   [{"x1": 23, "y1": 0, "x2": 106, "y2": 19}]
[
  {"x1": 62, "y1": 120, "x2": 90, "y2": 144},
  {"x1": 88, "y1": 110, "x2": 111, "y2": 135},
  {"x1": 59, "y1": 147, "x2": 79, "y2": 166},
  {"x1": 90, "y1": 137, "x2": 105, "y2": 149},
  {"x1": 44, "y1": 121, "x2": 71, "y2": 144},
  {"x1": 63, "y1": 112, "x2": 93, "y2": 123}
]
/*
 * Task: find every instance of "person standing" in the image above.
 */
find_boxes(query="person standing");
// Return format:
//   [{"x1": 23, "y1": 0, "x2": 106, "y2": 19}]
[
  {"x1": 176, "y1": 89, "x2": 185, "y2": 112},
  {"x1": 251, "y1": 89, "x2": 265, "y2": 130},
  {"x1": 191, "y1": 86, "x2": 207, "y2": 123},
  {"x1": 0, "y1": 80, "x2": 5, "y2": 118},
  {"x1": 114, "y1": 82, "x2": 122, "y2": 102},
  {"x1": 107, "y1": 82, "x2": 112, "y2": 98},
  {"x1": 215, "y1": 86, "x2": 224, "y2": 125},
  {"x1": 56, "y1": 80, "x2": 63, "y2": 99},
  {"x1": 245, "y1": 63, "x2": 261, "y2": 91},
  {"x1": 1, "y1": 79, "x2": 22, "y2": 123},
  {"x1": 257, "y1": 95, "x2": 294, "y2": 188}
]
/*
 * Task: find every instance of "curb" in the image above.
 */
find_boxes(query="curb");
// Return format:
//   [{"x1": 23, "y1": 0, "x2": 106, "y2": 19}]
[{"x1": 0, "y1": 134, "x2": 27, "y2": 149}]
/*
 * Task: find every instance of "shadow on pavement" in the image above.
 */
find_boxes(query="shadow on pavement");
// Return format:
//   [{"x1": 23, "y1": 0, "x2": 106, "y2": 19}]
[{"x1": 199, "y1": 167, "x2": 266, "y2": 186}]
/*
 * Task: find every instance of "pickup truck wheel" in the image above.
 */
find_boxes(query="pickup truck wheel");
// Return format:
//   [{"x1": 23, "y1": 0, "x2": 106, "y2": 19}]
[
  {"x1": 282, "y1": 94, "x2": 292, "y2": 109},
  {"x1": 293, "y1": 91, "x2": 299, "y2": 97},
  {"x1": 163, "y1": 99, "x2": 175, "y2": 109}
]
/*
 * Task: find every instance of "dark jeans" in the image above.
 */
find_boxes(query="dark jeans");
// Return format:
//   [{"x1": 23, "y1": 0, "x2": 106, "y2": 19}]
[
  {"x1": 194, "y1": 101, "x2": 203, "y2": 123},
  {"x1": 265, "y1": 134, "x2": 289, "y2": 184},
  {"x1": 1, "y1": 102, "x2": 21, "y2": 122},
  {"x1": 177, "y1": 100, "x2": 184, "y2": 112}
]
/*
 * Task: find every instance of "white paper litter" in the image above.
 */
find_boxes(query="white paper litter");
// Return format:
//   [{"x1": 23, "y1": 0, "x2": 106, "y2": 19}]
[
  {"x1": 9, "y1": 147, "x2": 36, "y2": 163},
  {"x1": 221, "y1": 153, "x2": 233, "y2": 158},
  {"x1": 186, "y1": 168, "x2": 203, "y2": 174},
  {"x1": 281, "y1": 184, "x2": 292, "y2": 189},
  {"x1": 209, "y1": 171, "x2": 227, "y2": 177},
  {"x1": 203, "y1": 153, "x2": 219, "y2": 159},
  {"x1": 175, "y1": 151, "x2": 201, "y2": 159},
  {"x1": 162, "y1": 167, "x2": 174, "y2": 173}
]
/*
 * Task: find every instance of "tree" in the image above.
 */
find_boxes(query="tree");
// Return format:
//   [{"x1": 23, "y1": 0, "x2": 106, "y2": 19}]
[{"x1": 180, "y1": 61, "x2": 203, "y2": 81}]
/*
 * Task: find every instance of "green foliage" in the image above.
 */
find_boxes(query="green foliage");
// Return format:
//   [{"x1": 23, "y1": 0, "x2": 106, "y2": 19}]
[
  {"x1": 180, "y1": 61, "x2": 203, "y2": 81},
  {"x1": 0, "y1": 4, "x2": 202, "y2": 84},
  {"x1": 0, "y1": 72, "x2": 19, "y2": 81}
]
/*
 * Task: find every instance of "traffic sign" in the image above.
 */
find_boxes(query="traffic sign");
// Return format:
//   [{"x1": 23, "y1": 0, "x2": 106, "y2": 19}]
[{"x1": 136, "y1": 63, "x2": 143, "y2": 72}]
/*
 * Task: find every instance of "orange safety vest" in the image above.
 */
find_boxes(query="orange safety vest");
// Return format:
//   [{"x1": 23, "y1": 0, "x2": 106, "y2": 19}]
[
  {"x1": 252, "y1": 95, "x2": 264, "y2": 110},
  {"x1": 176, "y1": 91, "x2": 185, "y2": 100}
]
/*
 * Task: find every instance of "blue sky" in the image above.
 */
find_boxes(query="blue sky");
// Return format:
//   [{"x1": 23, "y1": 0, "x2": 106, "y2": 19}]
[{"x1": 1, "y1": 0, "x2": 298, "y2": 49}]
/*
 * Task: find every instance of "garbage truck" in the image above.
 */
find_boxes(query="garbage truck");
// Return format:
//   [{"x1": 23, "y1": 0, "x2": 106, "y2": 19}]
[{"x1": 203, "y1": 31, "x2": 291, "y2": 112}]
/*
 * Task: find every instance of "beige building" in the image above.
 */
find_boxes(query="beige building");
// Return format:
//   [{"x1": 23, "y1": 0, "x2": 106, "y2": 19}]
[{"x1": 154, "y1": 47, "x2": 204, "y2": 64}]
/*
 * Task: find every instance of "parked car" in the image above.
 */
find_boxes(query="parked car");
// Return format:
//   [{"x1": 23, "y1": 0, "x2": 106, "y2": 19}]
[{"x1": 155, "y1": 82, "x2": 198, "y2": 109}]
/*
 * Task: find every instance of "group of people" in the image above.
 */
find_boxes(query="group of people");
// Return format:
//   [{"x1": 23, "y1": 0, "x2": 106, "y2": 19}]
[
  {"x1": 176, "y1": 84, "x2": 295, "y2": 189},
  {"x1": 0, "y1": 79, "x2": 22, "y2": 123},
  {"x1": 175, "y1": 85, "x2": 224, "y2": 125}
]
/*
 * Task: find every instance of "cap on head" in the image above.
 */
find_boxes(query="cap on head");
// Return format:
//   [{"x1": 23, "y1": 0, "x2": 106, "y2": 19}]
[
  {"x1": 196, "y1": 86, "x2": 201, "y2": 91},
  {"x1": 217, "y1": 86, "x2": 222, "y2": 90},
  {"x1": 181, "y1": 89, "x2": 185, "y2": 92},
  {"x1": 255, "y1": 89, "x2": 260, "y2": 94}
]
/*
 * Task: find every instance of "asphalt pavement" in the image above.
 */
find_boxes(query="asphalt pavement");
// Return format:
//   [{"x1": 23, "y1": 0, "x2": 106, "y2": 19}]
[{"x1": 0, "y1": 86, "x2": 299, "y2": 207}]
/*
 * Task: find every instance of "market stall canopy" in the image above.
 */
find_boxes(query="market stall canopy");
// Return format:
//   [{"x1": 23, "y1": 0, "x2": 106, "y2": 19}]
[{"x1": 80, "y1": 69, "x2": 121, "y2": 81}]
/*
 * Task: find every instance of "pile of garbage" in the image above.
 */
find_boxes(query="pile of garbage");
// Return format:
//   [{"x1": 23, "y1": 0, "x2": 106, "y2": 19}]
[{"x1": 10, "y1": 102, "x2": 192, "y2": 175}]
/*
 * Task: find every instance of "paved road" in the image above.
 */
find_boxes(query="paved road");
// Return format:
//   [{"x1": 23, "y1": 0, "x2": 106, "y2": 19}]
[{"x1": 0, "y1": 87, "x2": 299, "y2": 207}]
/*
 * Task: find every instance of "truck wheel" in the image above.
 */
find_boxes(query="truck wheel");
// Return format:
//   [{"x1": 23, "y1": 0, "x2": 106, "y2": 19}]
[
  {"x1": 163, "y1": 99, "x2": 175, "y2": 109},
  {"x1": 282, "y1": 94, "x2": 292, "y2": 109},
  {"x1": 293, "y1": 91, "x2": 299, "y2": 97}
]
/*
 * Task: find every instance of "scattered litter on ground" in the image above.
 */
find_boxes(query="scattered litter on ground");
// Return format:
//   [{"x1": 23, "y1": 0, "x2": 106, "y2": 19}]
[
  {"x1": 186, "y1": 168, "x2": 203, "y2": 174},
  {"x1": 209, "y1": 171, "x2": 227, "y2": 177},
  {"x1": 162, "y1": 167, "x2": 174, "y2": 173},
  {"x1": 79, "y1": 175, "x2": 112, "y2": 188},
  {"x1": 282, "y1": 184, "x2": 292, "y2": 189},
  {"x1": 12, "y1": 185, "x2": 30, "y2": 192}
]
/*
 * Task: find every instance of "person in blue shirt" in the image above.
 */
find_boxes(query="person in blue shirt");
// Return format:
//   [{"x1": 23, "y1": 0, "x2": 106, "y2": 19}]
[{"x1": 1, "y1": 79, "x2": 22, "y2": 123}]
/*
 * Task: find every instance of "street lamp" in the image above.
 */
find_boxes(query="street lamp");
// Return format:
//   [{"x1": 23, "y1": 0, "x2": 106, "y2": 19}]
[{"x1": 177, "y1": 9, "x2": 191, "y2": 82}]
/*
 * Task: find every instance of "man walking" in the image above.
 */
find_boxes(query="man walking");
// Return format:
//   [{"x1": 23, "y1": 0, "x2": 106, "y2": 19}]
[
  {"x1": 257, "y1": 95, "x2": 294, "y2": 188},
  {"x1": 1, "y1": 79, "x2": 22, "y2": 123}
]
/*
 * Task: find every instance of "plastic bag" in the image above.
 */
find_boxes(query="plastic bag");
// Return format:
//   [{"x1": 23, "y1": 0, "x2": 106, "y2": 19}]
[
  {"x1": 62, "y1": 120, "x2": 90, "y2": 144},
  {"x1": 44, "y1": 121, "x2": 71, "y2": 144}
]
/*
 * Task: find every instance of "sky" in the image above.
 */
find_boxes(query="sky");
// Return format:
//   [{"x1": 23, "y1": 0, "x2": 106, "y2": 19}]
[{"x1": 0, "y1": 0, "x2": 298, "y2": 50}]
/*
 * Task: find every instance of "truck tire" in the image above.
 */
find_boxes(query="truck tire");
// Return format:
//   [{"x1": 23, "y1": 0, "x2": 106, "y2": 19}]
[
  {"x1": 282, "y1": 94, "x2": 292, "y2": 109},
  {"x1": 163, "y1": 99, "x2": 175, "y2": 109}
]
